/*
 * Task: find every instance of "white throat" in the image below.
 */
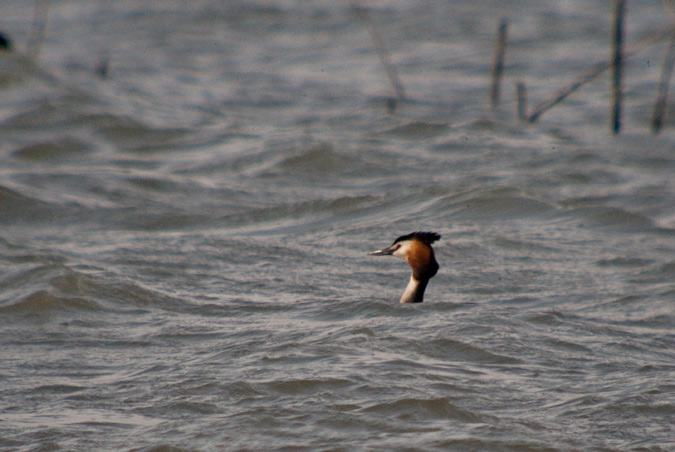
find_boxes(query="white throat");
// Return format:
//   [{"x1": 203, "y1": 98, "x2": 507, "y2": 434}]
[{"x1": 400, "y1": 275, "x2": 422, "y2": 303}]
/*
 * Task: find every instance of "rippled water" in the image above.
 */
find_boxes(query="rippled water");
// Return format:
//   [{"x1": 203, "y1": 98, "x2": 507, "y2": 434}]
[{"x1": 1, "y1": 1, "x2": 674, "y2": 451}]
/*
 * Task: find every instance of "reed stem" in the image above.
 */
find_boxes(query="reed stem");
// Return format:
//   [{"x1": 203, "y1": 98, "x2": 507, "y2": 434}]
[
  {"x1": 490, "y1": 18, "x2": 508, "y2": 109},
  {"x1": 516, "y1": 81, "x2": 527, "y2": 121},
  {"x1": 651, "y1": 31, "x2": 675, "y2": 133},
  {"x1": 527, "y1": 24, "x2": 675, "y2": 123},
  {"x1": 611, "y1": 0, "x2": 626, "y2": 134},
  {"x1": 27, "y1": 0, "x2": 51, "y2": 60},
  {"x1": 353, "y1": 5, "x2": 406, "y2": 102}
]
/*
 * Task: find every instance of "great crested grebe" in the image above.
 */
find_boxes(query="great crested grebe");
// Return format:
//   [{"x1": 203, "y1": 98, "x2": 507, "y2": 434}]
[{"x1": 368, "y1": 231, "x2": 441, "y2": 303}]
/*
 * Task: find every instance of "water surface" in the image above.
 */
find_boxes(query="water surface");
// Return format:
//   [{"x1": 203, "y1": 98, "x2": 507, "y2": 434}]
[{"x1": 1, "y1": 1, "x2": 674, "y2": 451}]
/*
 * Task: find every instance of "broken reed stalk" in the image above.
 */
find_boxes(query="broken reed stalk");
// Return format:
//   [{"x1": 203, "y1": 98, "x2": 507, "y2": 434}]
[
  {"x1": 651, "y1": 31, "x2": 675, "y2": 134},
  {"x1": 95, "y1": 53, "x2": 111, "y2": 79},
  {"x1": 516, "y1": 81, "x2": 527, "y2": 120},
  {"x1": 527, "y1": 62, "x2": 607, "y2": 123},
  {"x1": 527, "y1": 24, "x2": 675, "y2": 123},
  {"x1": 611, "y1": 0, "x2": 626, "y2": 134},
  {"x1": 490, "y1": 18, "x2": 509, "y2": 109},
  {"x1": 27, "y1": 0, "x2": 51, "y2": 60},
  {"x1": 353, "y1": 5, "x2": 406, "y2": 102}
]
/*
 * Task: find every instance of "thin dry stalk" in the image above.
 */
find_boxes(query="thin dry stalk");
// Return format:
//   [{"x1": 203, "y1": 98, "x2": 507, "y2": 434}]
[
  {"x1": 27, "y1": 0, "x2": 51, "y2": 60},
  {"x1": 527, "y1": 24, "x2": 675, "y2": 123},
  {"x1": 516, "y1": 81, "x2": 527, "y2": 121},
  {"x1": 611, "y1": 0, "x2": 626, "y2": 134},
  {"x1": 651, "y1": 32, "x2": 675, "y2": 133},
  {"x1": 490, "y1": 18, "x2": 508, "y2": 109},
  {"x1": 353, "y1": 5, "x2": 406, "y2": 102}
]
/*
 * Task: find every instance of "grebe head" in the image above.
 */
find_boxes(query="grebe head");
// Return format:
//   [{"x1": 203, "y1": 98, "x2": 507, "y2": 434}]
[{"x1": 369, "y1": 231, "x2": 441, "y2": 303}]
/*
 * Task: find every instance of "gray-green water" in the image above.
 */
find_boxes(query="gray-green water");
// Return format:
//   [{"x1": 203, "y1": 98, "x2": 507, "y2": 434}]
[{"x1": 1, "y1": 1, "x2": 674, "y2": 451}]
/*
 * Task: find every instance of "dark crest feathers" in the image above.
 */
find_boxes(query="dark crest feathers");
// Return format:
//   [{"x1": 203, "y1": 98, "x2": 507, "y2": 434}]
[{"x1": 393, "y1": 231, "x2": 441, "y2": 245}]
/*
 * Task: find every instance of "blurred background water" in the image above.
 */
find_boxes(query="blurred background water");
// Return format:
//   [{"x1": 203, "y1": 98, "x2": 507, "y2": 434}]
[{"x1": 1, "y1": 1, "x2": 674, "y2": 451}]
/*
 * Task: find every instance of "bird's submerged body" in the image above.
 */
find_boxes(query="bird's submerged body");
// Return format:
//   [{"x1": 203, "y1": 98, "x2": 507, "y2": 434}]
[{"x1": 368, "y1": 231, "x2": 440, "y2": 303}]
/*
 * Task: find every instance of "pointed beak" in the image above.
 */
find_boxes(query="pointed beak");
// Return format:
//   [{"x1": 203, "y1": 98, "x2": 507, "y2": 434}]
[{"x1": 368, "y1": 245, "x2": 396, "y2": 256}]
